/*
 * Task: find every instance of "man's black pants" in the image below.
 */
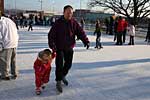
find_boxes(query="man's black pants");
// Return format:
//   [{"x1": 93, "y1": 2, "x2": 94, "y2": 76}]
[
  {"x1": 116, "y1": 32, "x2": 123, "y2": 45},
  {"x1": 55, "y1": 48, "x2": 74, "y2": 81}
]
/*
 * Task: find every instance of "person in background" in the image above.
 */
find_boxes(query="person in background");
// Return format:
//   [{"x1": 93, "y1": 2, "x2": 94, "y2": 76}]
[
  {"x1": 122, "y1": 19, "x2": 128, "y2": 43},
  {"x1": 128, "y1": 21, "x2": 135, "y2": 45},
  {"x1": 114, "y1": 17, "x2": 118, "y2": 42},
  {"x1": 145, "y1": 21, "x2": 150, "y2": 44},
  {"x1": 80, "y1": 17, "x2": 85, "y2": 29},
  {"x1": 28, "y1": 16, "x2": 33, "y2": 31},
  {"x1": 105, "y1": 18, "x2": 109, "y2": 34},
  {"x1": 0, "y1": 14, "x2": 19, "y2": 80},
  {"x1": 94, "y1": 19, "x2": 103, "y2": 49}
]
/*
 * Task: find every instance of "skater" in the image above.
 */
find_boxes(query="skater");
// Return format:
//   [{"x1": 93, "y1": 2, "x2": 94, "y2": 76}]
[
  {"x1": 93, "y1": 19, "x2": 103, "y2": 49},
  {"x1": 0, "y1": 14, "x2": 19, "y2": 80},
  {"x1": 114, "y1": 17, "x2": 118, "y2": 42},
  {"x1": 109, "y1": 16, "x2": 114, "y2": 35},
  {"x1": 28, "y1": 16, "x2": 33, "y2": 31},
  {"x1": 20, "y1": 16, "x2": 24, "y2": 28},
  {"x1": 48, "y1": 5, "x2": 90, "y2": 93},
  {"x1": 33, "y1": 49, "x2": 56, "y2": 95},
  {"x1": 146, "y1": 21, "x2": 150, "y2": 44},
  {"x1": 104, "y1": 18, "x2": 109, "y2": 34},
  {"x1": 50, "y1": 17, "x2": 55, "y2": 27},
  {"x1": 80, "y1": 17, "x2": 85, "y2": 29},
  {"x1": 13, "y1": 16, "x2": 19, "y2": 30},
  {"x1": 128, "y1": 21, "x2": 135, "y2": 45}
]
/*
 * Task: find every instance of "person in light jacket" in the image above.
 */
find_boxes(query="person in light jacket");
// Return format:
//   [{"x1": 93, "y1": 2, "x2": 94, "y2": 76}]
[
  {"x1": 128, "y1": 22, "x2": 135, "y2": 45},
  {"x1": 0, "y1": 16, "x2": 19, "y2": 80}
]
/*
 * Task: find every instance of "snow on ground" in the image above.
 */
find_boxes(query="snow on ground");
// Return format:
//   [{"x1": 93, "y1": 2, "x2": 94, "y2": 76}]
[{"x1": 0, "y1": 26, "x2": 150, "y2": 100}]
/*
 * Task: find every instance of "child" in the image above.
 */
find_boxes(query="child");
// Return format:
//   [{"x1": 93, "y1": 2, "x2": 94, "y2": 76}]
[
  {"x1": 33, "y1": 49, "x2": 55, "y2": 95},
  {"x1": 94, "y1": 19, "x2": 103, "y2": 49},
  {"x1": 128, "y1": 22, "x2": 135, "y2": 45}
]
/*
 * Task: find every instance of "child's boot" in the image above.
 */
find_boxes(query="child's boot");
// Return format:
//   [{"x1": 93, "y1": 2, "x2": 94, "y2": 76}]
[
  {"x1": 56, "y1": 81, "x2": 63, "y2": 93},
  {"x1": 36, "y1": 87, "x2": 41, "y2": 95},
  {"x1": 42, "y1": 83, "x2": 47, "y2": 90}
]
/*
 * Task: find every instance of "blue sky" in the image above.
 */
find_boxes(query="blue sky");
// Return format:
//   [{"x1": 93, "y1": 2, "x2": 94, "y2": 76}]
[{"x1": 4, "y1": 0, "x2": 90, "y2": 13}]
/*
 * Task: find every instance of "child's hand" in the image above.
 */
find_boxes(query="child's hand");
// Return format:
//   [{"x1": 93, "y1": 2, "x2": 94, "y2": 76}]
[{"x1": 52, "y1": 52, "x2": 56, "y2": 58}]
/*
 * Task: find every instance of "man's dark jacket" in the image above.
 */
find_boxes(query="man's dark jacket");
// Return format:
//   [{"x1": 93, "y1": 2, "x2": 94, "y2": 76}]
[{"x1": 48, "y1": 16, "x2": 89, "y2": 51}]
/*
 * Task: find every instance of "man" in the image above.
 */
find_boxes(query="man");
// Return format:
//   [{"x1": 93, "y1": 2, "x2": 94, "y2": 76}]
[
  {"x1": 48, "y1": 5, "x2": 90, "y2": 93},
  {"x1": 0, "y1": 14, "x2": 19, "y2": 80}
]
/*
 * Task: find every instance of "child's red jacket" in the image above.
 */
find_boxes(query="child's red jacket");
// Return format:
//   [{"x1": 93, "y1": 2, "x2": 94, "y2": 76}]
[{"x1": 34, "y1": 53, "x2": 56, "y2": 88}]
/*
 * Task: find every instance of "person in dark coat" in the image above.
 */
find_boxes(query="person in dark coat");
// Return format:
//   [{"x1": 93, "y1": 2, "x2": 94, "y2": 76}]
[
  {"x1": 80, "y1": 17, "x2": 85, "y2": 29},
  {"x1": 109, "y1": 16, "x2": 114, "y2": 35},
  {"x1": 94, "y1": 19, "x2": 103, "y2": 49},
  {"x1": 50, "y1": 17, "x2": 55, "y2": 26},
  {"x1": 105, "y1": 18, "x2": 109, "y2": 34},
  {"x1": 114, "y1": 17, "x2": 118, "y2": 42},
  {"x1": 48, "y1": 5, "x2": 90, "y2": 93},
  {"x1": 145, "y1": 21, "x2": 150, "y2": 44},
  {"x1": 28, "y1": 17, "x2": 33, "y2": 31}
]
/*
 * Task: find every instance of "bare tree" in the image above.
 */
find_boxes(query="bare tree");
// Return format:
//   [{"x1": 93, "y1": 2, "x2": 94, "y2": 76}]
[{"x1": 89, "y1": 0, "x2": 150, "y2": 25}]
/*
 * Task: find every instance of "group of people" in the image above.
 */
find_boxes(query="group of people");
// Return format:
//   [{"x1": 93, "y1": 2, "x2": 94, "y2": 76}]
[
  {"x1": 34, "y1": 5, "x2": 90, "y2": 95},
  {"x1": 10, "y1": 15, "x2": 34, "y2": 31},
  {"x1": 0, "y1": 5, "x2": 90, "y2": 95},
  {"x1": 114, "y1": 16, "x2": 135, "y2": 45},
  {"x1": 106, "y1": 16, "x2": 150, "y2": 45},
  {"x1": 11, "y1": 14, "x2": 57, "y2": 32},
  {"x1": 93, "y1": 16, "x2": 136, "y2": 49},
  {"x1": 1, "y1": 4, "x2": 150, "y2": 96}
]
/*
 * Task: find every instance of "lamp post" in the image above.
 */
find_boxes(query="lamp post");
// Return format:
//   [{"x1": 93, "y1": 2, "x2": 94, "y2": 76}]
[
  {"x1": 14, "y1": 0, "x2": 17, "y2": 14},
  {"x1": 80, "y1": 0, "x2": 81, "y2": 17},
  {"x1": 52, "y1": 0, "x2": 54, "y2": 13},
  {"x1": 39, "y1": 0, "x2": 43, "y2": 11}
]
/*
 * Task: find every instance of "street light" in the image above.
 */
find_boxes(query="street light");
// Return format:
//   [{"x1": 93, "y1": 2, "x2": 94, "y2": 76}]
[
  {"x1": 79, "y1": 0, "x2": 81, "y2": 17},
  {"x1": 14, "y1": 0, "x2": 17, "y2": 14},
  {"x1": 39, "y1": 0, "x2": 43, "y2": 11},
  {"x1": 80, "y1": 0, "x2": 81, "y2": 10},
  {"x1": 52, "y1": 0, "x2": 54, "y2": 13}
]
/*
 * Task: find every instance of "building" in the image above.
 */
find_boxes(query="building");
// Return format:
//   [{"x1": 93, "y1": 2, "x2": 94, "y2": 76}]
[
  {"x1": 74, "y1": 9, "x2": 114, "y2": 23},
  {"x1": 0, "y1": 0, "x2": 4, "y2": 14}
]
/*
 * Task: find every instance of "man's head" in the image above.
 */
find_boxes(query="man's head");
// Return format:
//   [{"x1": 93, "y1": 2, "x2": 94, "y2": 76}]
[
  {"x1": 96, "y1": 19, "x2": 100, "y2": 23},
  {"x1": 119, "y1": 16, "x2": 122, "y2": 20},
  {"x1": 63, "y1": 5, "x2": 73, "y2": 20}
]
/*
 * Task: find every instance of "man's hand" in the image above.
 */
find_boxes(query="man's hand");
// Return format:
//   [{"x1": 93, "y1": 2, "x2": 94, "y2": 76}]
[{"x1": 93, "y1": 32, "x2": 96, "y2": 35}]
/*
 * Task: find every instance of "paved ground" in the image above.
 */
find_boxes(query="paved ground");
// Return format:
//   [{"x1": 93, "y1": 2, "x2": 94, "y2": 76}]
[{"x1": 0, "y1": 26, "x2": 150, "y2": 100}]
